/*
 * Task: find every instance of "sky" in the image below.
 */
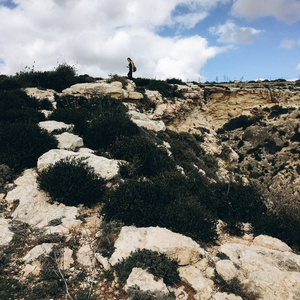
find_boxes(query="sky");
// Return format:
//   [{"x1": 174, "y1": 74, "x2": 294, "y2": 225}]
[{"x1": 0, "y1": 0, "x2": 299, "y2": 82}]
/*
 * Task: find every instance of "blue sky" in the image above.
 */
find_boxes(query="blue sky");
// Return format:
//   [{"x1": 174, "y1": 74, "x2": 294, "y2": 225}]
[{"x1": 0, "y1": 0, "x2": 299, "y2": 82}]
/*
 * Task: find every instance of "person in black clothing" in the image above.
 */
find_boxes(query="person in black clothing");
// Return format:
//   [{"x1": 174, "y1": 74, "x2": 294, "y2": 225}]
[{"x1": 127, "y1": 57, "x2": 134, "y2": 79}]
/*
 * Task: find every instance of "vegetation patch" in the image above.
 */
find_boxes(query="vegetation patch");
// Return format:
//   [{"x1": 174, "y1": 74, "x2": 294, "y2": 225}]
[
  {"x1": 115, "y1": 249, "x2": 180, "y2": 286},
  {"x1": 221, "y1": 115, "x2": 262, "y2": 131},
  {"x1": 37, "y1": 157, "x2": 106, "y2": 207}
]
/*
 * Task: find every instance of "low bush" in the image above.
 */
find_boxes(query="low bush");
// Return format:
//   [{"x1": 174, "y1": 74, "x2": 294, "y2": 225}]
[
  {"x1": 221, "y1": 115, "x2": 261, "y2": 131},
  {"x1": 0, "y1": 122, "x2": 57, "y2": 173},
  {"x1": 134, "y1": 78, "x2": 183, "y2": 98},
  {"x1": 14, "y1": 63, "x2": 77, "y2": 92},
  {"x1": 115, "y1": 249, "x2": 180, "y2": 285},
  {"x1": 110, "y1": 135, "x2": 176, "y2": 177},
  {"x1": 103, "y1": 172, "x2": 218, "y2": 243},
  {"x1": 0, "y1": 89, "x2": 45, "y2": 123},
  {"x1": 0, "y1": 75, "x2": 21, "y2": 90},
  {"x1": 127, "y1": 286, "x2": 176, "y2": 299},
  {"x1": 37, "y1": 158, "x2": 106, "y2": 207}
]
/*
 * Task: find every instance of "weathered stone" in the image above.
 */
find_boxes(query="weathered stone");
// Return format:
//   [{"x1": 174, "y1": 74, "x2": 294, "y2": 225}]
[
  {"x1": 76, "y1": 244, "x2": 94, "y2": 267},
  {"x1": 109, "y1": 226, "x2": 205, "y2": 266},
  {"x1": 0, "y1": 218, "x2": 14, "y2": 246},
  {"x1": 95, "y1": 253, "x2": 111, "y2": 270},
  {"x1": 23, "y1": 243, "x2": 55, "y2": 264},
  {"x1": 25, "y1": 87, "x2": 56, "y2": 104},
  {"x1": 124, "y1": 268, "x2": 169, "y2": 294},
  {"x1": 179, "y1": 265, "x2": 214, "y2": 298},
  {"x1": 37, "y1": 149, "x2": 119, "y2": 181},
  {"x1": 212, "y1": 292, "x2": 243, "y2": 300},
  {"x1": 215, "y1": 260, "x2": 239, "y2": 282},
  {"x1": 38, "y1": 120, "x2": 74, "y2": 133},
  {"x1": 219, "y1": 242, "x2": 300, "y2": 300},
  {"x1": 54, "y1": 132, "x2": 84, "y2": 151},
  {"x1": 6, "y1": 169, "x2": 79, "y2": 228},
  {"x1": 253, "y1": 235, "x2": 292, "y2": 252},
  {"x1": 128, "y1": 109, "x2": 166, "y2": 132}
]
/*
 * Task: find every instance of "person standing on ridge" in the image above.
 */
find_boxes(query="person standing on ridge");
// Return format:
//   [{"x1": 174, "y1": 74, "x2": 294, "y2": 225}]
[{"x1": 127, "y1": 57, "x2": 135, "y2": 80}]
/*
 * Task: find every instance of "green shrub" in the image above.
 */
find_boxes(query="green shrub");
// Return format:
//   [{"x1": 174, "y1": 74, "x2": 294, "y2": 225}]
[
  {"x1": 221, "y1": 115, "x2": 261, "y2": 131},
  {"x1": 39, "y1": 98, "x2": 54, "y2": 110},
  {"x1": 0, "y1": 89, "x2": 45, "y2": 123},
  {"x1": 110, "y1": 135, "x2": 176, "y2": 177},
  {"x1": 0, "y1": 75, "x2": 21, "y2": 90},
  {"x1": 0, "y1": 122, "x2": 57, "y2": 173},
  {"x1": 37, "y1": 158, "x2": 106, "y2": 207},
  {"x1": 14, "y1": 63, "x2": 77, "y2": 92},
  {"x1": 252, "y1": 210, "x2": 300, "y2": 251},
  {"x1": 211, "y1": 182, "x2": 266, "y2": 232},
  {"x1": 103, "y1": 172, "x2": 218, "y2": 243},
  {"x1": 115, "y1": 249, "x2": 180, "y2": 285},
  {"x1": 166, "y1": 78, "x2": 186, "y2": 85},
  {"x1": 134, "y1": 78, "x2": 183, "y2": 98},
  {"x1": 0, "y1": 164, "x2": 13, "y2": 193},
  {"x1": 127, "y1": 286, "x2": 176, "y2": 300},
  {"x1": 106, "y1": 74, "x2": 128, "y2": 88}
]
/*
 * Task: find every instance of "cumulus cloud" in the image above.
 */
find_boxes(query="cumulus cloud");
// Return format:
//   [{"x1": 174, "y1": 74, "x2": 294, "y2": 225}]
[
  {"x1": 210, "y1": 21, "x2": 262, "y2": 44},
  {"x1": 231, "y1": 0, "x2": 300, "y2": 24},
  {"x1": 297, "y1": 63, "x2": 300, "y2": 71},
  {"x1": 280, "y1": 38, "x2": 297, "y2": 49},
  {"x1": 0, "y1": 0, "x2": 228, "y2": 81}
]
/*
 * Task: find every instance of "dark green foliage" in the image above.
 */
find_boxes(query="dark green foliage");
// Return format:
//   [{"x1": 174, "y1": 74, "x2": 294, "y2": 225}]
[
  {"x1": 0, "y1": 75, "x2": 21, "y2": 90},
  {"x1": 291, "y1": 125, "x2": 300, "y2": 142},
  {"x1": 0, "y1": 89, "x2": 45, "y2": 123},
  {"x1": 264, "y1": 139, "x2": 282, "y2": 154},
  {"x1": 221, "y1": 115, "x2": 261, "y2": 131},
  {"x1": 253, "y1": 210, "x2": 300, "y2": 250},
  {"x1": 103, "y1": 172, "x2": 218, "y2": 243},
  {"x1": 127, "y1": 286, "x2": 176, "y2": 300},
  {"x1": 14, "y1": 63, "x2": 77, "y2": 92},
  {"x1": 110, "y1": 135, "x2": 176, "y2": 177},
  {"x1": 268, "y1": 105, "x2": 290, "y2": 118},
  {"x1": 115, "y1": 249, "x2": 180, "y2": 285},
  {"x1": 96, "y1": 220, "x2": 123, "y2": 257},
  {"x1": 214, "y1": 272, "x2": 258, "y2": 300},
  {"x1": 134, "y1": 78, "x2": 183, "y2": 98},
  {"x1": 51, "y1": 95, "x2": 140, "y2": 150},
  {"x1": 0, "y1": 122, "x2": 57, "y2": 173},
  {"x1": 0, "y1": 278, "x2": 27, "y2": 299},
  {"x1": 39, "y1": 98, "x2": 53, "y2": 110},
  {"x1": 0, "y1": 164, "x2": 13, "y2": 192},
  {"x1": 216, "y1": 252, "x2": 230, "y2": 260},
  {"x1": 37, "y1": 158, "x2": 106, "y2": 207},
  {"x1": 166, "y1": 78, "x2": 186, "y2": 85},
  {"x1": 211, "y1": 182, "x2": 266, "y2": 233}
]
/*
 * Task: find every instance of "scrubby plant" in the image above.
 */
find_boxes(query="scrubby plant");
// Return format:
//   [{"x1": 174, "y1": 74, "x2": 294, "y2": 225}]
[
  {"x1": 134, "y1": 78, "x2": 183, "y2": 98},
  {"x1": 115, "y1": 249, "x2": 180, "y2": 286},
  {"x1": 106, "y1": 73, "x2": 128, "y2": 88},
  {"x1": 221, "y1": 115, "x2": 261, "y2": 131},
  {"x1": 0, "y1": 75, "x2": 21, "y2": 90},
  {"x1": 103, "y1": 172, "x2": 218, "y2": 243},
  {"x1": 0, "y1": 122, "x2": 57, "y2": 173},
  {"x1": 110, "y1": 135, "x2": 176, "y2": 178},
  {"x1": 0, "y1": 89, "x2": 45, "y2": 123},
  {"x1": 166, "y1": 78, "x2": 186, "y2": 85},
  {"x1": 127, "y1": 286, "x2": 176, "y2": 300},
  {"x1": 37, "y1": 157, "x2": 106, "y2": 207}
]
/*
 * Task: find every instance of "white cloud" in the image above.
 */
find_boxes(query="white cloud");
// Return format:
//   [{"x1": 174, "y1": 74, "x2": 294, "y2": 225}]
[
  {"x1": 280, "y1": 38, "x2": 296, "y2": 49},
  {"x1": 0, "y1": 0, "x2": 229, "y2": 80},
  {"x1": 210, "y1": 21, "x2": 262, "y2": 44},
  {"x1": 231, "y1": 0, "x2": 300, "y2": 24},
  {"x1": 297, "y1": 63, "x2": 300, "y2": 71}
]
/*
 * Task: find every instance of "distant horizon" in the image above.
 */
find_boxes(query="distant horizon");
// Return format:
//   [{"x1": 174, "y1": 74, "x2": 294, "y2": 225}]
[{"x1": 0, "y1": 0, "x2": 299, "y2": 82}]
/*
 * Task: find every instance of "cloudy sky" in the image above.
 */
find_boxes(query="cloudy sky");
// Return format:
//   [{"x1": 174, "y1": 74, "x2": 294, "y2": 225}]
[{"x1": 0, "y1": 0, "x2": 299, "y2": 82}]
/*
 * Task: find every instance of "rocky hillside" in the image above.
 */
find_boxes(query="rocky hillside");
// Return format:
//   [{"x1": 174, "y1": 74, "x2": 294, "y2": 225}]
[{"x1": 0, "y1": 74, "x2": 300, "y2": 300}]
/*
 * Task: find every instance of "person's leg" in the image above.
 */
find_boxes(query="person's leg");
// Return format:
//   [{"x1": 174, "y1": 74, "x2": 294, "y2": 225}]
[{"x1": 128, "y1": 70, "x2": 132, "y2": 79}]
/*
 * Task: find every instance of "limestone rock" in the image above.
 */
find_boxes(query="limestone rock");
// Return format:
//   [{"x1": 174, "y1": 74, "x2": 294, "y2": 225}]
[
  {"x1": 109, "y1": 226, "x2": 205, "y2": 266},
  {"x1": 38, "y1": 120, "x2": 74, "y2": 133},
  {"x1": 0, "y1": 218, "x2": 14, "y2": 246},
  {"x1": 128, "y1": 109, "x2": 166, "y2": 132},
  {"x1": 6, "y1": 169, "x2": 79, "y2": 228},
  {"x1": 253, "y1": 235, "x2": 292, "y2": 252},
  {"x1": 124, "y1": 267, "x2": 169, "y2": 294},
  {"x1": 218, "y1": 242, "x2": 300, "y2": 299},
  {"x1": 25, "y1": 87, "x2": 56, "y2": 104},
  {"x1": 179, "y1": 265, "x2": 214, "y2": 298},
  {"x1": 23, "y1": 243, "x2": 55, "y2": 264},
  {"x1": 37, "y1": 149, "x2": 119, "y2": 181},
  {"x1": 76, "y1": 244, "x2": 94, "y2": 267},
  {"x1": 54, "y1": 132, "x2": 84, "y2": 151},
  {"x1": 213, "y1": 292, "x2": 243, "y2": 300},
  {"x1": 215, "y1": 260, "x2": 239, "y2": 282},
  {"x1": 95, "y1": 253, "x2": 111, "y2": 270}
]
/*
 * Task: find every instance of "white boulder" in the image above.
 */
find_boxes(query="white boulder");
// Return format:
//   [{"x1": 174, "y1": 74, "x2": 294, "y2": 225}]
[
  {"x1": 6, "y1": 169, "x2": 79, "y2": 228},
  {"x1": 125, "y1": 268, "x2": 169, "y2": 294},
  {"x1": 37, "y1": 149, "x2": 119, "y2": 181},
  {"x1": 38, "y1": 120, "x2": 74, "y2": 133},
  {"x1": 54, "y1": 132, "x2": 84, "y2": 151},
  {"x1": 109, "y1": 226, "x2": 205, "y2": 266},
  {"x1": 0, "y1": 218, "x2": 14, "y2": 246}
]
